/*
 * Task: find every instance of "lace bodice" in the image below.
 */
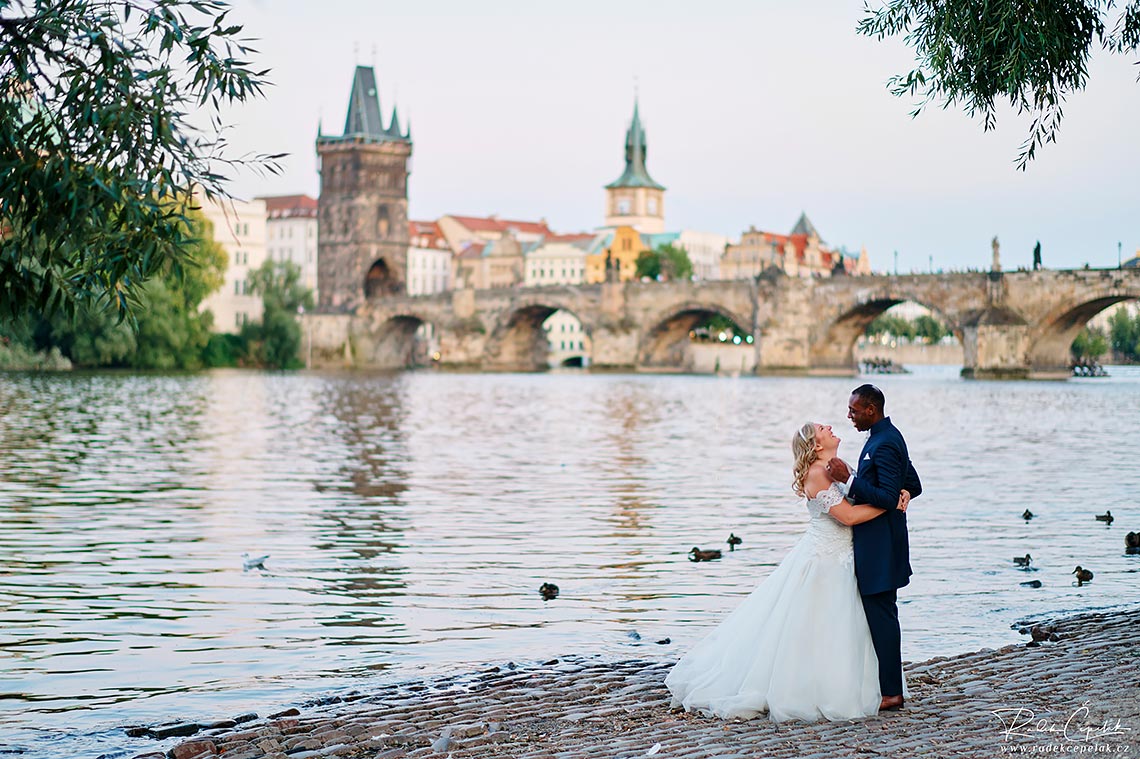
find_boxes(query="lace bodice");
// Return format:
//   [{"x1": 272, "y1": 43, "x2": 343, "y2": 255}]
[{"x1": 803, "y1": 482, "x2": 854, "y2": 563}]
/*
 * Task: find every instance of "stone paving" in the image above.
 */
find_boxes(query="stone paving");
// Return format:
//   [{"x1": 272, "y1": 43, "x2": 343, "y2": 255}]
[{"x1": 141, "y1": 608, "x2": 1140, "y2": 759}]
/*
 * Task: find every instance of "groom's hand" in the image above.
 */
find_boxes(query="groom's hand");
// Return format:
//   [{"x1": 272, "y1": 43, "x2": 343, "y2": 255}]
[
  {"x1": 826, "y1": 458, "x2": 851, "y2": 483},
  {"x1": 898, "y1": 489, "x2": 911, "y2": 512}
]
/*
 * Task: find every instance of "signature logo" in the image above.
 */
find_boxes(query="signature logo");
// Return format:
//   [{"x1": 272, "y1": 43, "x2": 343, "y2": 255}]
[{"x1": 991, "y1": 702, "x2": 1132, "y2": 743}]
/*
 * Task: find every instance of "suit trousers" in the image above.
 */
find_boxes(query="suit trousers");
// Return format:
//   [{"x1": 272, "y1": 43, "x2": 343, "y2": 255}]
[{"x1": 861, "y1": 589, "x2": 903, "y2": 697}]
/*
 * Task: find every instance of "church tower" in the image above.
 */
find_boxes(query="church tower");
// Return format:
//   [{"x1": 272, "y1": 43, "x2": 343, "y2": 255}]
[
  {"x1": 604, "y1": 99, "x2": 665, "y2": 233},
  {"x1": 316, "y1": 65, "x2": 412, "y2": 312}
]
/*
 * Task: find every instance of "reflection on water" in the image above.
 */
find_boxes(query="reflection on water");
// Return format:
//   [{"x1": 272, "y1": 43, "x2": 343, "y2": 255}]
[{"x1": 1, "y1": 367, "x2": 1139, "y2": 757}]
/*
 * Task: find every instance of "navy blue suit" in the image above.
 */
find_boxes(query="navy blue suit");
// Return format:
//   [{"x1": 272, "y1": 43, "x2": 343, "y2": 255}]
[{"x1": 846, "y1": 416, "x2": 922, "y2": 698}]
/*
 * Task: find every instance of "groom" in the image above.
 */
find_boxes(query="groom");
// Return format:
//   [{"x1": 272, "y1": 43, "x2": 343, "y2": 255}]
[{"x1": 826, "y1": 384, "x2": 921, "y2": 712}]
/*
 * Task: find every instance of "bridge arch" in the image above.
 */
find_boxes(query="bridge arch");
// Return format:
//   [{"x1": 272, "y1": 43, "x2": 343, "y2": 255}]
[
  {"x1": 483, "y1": 298, "x2": 594, "y2": 371},
  {"x1": 356, "y1": 310, "x2": 443, "y2": 369},
  {"x1": 1026, "y1": 289, "x2": 1140, "y2": 375},
  {"x1": 638, "y1": 301, "x2": 753, "y2": 370},
  {"x1": 810, "y1": 292, "x2": 961, "y2": 373}
]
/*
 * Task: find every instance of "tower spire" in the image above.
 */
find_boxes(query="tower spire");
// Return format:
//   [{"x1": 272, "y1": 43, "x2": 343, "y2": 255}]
[
  {"x1": 388, "y1": 104, "x2": 402, "y2": 138},
  {"x1": 606, "y1": 96, "x2": 664, "y2": 191},
  {"x1": 343, "y1": 65, "x2": 385, "y2": 138}
]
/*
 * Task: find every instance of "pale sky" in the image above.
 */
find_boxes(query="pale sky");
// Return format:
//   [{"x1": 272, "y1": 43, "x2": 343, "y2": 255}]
[{"x1": 222, "y1": 0, "x2": 1140, "y2": 273}]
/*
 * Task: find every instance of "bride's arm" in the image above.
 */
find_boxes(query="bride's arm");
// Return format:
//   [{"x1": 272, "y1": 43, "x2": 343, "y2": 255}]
[
  {"x1": 806, "y1": 467, "x2": 884, "y2": 525},
  {"x1": 828, "y1": 500, "x2": 885, "y2": 526},
  {"x1": 828, "y1": 490, "x2": 910, "y2": 526}
]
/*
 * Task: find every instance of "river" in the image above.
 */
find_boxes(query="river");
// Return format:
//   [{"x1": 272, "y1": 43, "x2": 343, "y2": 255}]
[{"x1": 1, "y1": 366, "x2": 1138, "y2": 757}]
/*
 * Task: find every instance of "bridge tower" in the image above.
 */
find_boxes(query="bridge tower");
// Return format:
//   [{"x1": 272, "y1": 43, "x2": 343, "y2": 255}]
[
  {"x1": 316, "y1": 65, "x2": 412, "y2": 312},
  {"x1": 604, "y1": 99, "x2": 666, "y2": 233}
]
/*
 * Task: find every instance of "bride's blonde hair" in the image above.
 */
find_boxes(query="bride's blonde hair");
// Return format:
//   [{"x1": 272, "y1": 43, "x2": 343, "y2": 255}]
[{"x1": 791, "y1": 422, "x2": 818, "y2": 497}]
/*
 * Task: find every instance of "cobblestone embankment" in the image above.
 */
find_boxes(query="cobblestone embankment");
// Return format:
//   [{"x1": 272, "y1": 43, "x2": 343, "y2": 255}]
[{"x1": 141, "y1": 607, "x2": 1139, "y2": 759}]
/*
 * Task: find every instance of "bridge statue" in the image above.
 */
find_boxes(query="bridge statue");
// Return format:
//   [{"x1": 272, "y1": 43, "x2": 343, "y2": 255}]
[{"x1": 991, "y1": 236, "x2": 1001, "y2": 273}]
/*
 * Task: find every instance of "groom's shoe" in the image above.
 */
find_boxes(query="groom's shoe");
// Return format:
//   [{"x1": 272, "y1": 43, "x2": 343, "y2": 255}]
[{"x1": 879, "y1": 695, "x2": 904, "y2": 711}]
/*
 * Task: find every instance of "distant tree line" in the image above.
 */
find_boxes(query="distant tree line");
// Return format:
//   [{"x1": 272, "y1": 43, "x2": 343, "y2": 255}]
[
  {"x1": 0, "y1": 210, "x2": 311, "y2": 371},
  {"x1": 865, "y1": 313, "x2": 951, "y2": 344},
  {"x1": 1072, "y1": 307, "x2": 1140, "y2": 362}
]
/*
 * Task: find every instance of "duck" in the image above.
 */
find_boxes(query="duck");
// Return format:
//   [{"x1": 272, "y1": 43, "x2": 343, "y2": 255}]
[
  {"x1": 1072, "y1": 566, "x2": 1094, "y2": 583},
  {"x1": 539, "y1": 582, "x2": 559, "y2": 600},
  {"x1": 726, "y1": 533, "x2": 743, "y2": 551},
  {"x1": 1012, "y1": 553, "x2": 1032, "y2": 568},
  {"x1": 1126, "y1": 532, "x2": 1140, "y2": 553},
  {"x1": 1095, "y1": 510, "x2": 1114, "y2": 524},
  {"x1": 689, "y1": 547, "x2": 723, "y2": 562},
  {"x1": 1019, "y1": 579, "x2": 1043, "y2": 588},
  {"x1": 1022, "y1": 509, "x2": 1034, "y2": 521}
]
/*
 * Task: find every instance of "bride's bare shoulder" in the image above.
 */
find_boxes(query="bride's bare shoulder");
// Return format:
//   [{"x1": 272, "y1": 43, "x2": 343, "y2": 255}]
[{"x1": 804, "y1": 462, "x2": 831, "y2": 498}]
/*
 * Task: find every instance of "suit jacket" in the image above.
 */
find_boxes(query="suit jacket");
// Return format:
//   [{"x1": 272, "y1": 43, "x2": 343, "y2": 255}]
[{"x1": 847, "y1": 417, "x2": 922, "y2": 596}]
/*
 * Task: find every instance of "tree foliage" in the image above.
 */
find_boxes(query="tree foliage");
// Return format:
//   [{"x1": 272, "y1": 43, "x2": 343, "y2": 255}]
[
  {"x1": 635, "y1": 243, "x2": 694, "y2": 281},
  {"x1": 1107, "y1": 304, "x2": 1140, "y2": 361},
  {"x1": 0, "y1": 0, "x2": 278, "y2": 319},
  {"x1": 241, "y1": 260, "x2": 312, "y2": 369},
  {"x1": 859, "y1": 0, "x2": 1140, "y2": 169},
  {"x1": 0, "y1": 204, "x2": 227, "y2": 368},
  {"x1": 1071, "y1": 325, "x2": 1109, "y2": 359}
]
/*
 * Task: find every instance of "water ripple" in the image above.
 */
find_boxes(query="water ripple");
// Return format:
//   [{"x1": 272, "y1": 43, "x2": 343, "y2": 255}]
[{"x1": 0, "y1": 367, "x2": 1137, "y2": 757}]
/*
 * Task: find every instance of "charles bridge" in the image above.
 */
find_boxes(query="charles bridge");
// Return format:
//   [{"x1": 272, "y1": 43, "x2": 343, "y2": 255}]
[{"x1": 307, "y1": 267, "x2": 1140, "y2": 379}]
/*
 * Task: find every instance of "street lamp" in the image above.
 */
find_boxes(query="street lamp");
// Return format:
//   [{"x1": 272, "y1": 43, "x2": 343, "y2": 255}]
[
  {"x1": 1119, "y1": 241, "x2": 1123, "y2": 270},
  {"x1": 893, "y1": 250, "x2": 898, "y2": 276}
]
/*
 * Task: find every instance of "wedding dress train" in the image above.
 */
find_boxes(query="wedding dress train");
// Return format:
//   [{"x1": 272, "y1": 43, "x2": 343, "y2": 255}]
[{"x1": 665, "y1": 482, "x2": 882, "y2": 722}]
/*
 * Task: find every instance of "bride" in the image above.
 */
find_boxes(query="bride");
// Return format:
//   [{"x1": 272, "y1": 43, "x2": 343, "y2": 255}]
[{"x1": 665, "y1": 422, "x2": 909, "y2": 722}]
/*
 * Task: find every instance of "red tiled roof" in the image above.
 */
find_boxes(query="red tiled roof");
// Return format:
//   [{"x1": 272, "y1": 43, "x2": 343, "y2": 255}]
[
  {"x1": 410, "y1": 220, "x2": 449, "y2": 249},
  {"x1": 258, "y1": 194, "x2": 318, "y2": 218},
  {"x1": 547, "y1": 232, "x2": 595, "y2": 244},
  {"x1": 447, "y1": 214, "x2": 553, "y2": 236},
  {"x1": 745, "y1": 228, "x2": 841, "y2": 268},
  {"x1": 457, "y1": 241, "x2": 487, "y2": 259}
]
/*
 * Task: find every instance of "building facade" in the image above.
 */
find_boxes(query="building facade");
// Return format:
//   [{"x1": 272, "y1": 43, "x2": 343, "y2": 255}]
[
  {"x1": 524, "y1": 241, "x2": 588, "y2": 287},
  {"x1": 674, "y1": 230, "x2": 729, "y2": 280},
  {"x1": 316, "y1": 65, "x2": 412, "y2": 312},
  {"x1": 585, "y1": 226, "x2": 648, "y2": 284},
  {"x1": 198, "y1": 195, "x2": 268, "y2": 332},
  {"x1": 261, "y1": 194, "x2": 319, "y2": 299},
  {"x1": 604, "y1": 100, "x2": 665, "y2": 234},
  {"x1": 454, "y1": 231, "x2": 526, "y2": 290},
  {"x1": 407, "y1": 220, "x2": 452, "y2": 296},
  {"x1": 723, "y1": 213, "x2": 871, "y2": 280},
  {"x1": 544, "y1": 311, "x2": 590, "y2": 368}
]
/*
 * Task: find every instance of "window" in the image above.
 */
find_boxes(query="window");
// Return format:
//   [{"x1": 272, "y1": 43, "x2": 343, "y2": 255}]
[
  {"x1": 617, "y1": 197, "x2": 631, "y2": 215},
  {"x1": 648, "y1": 197, "x2": 658, "y2": 215},
  {"x1": 234, "y1": 280, "x2": 240, "y2": 295}
]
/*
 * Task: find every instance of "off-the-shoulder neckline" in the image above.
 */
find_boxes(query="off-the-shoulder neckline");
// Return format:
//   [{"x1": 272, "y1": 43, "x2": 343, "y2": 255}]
[{"x1": 805, "y1": 481, "x2": 843, "y2": 500}]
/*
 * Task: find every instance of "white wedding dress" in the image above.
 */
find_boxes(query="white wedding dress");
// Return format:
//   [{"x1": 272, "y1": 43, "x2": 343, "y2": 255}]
[{"x1": 665, "y1": 482, "x2": 882, "y2": 722}]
